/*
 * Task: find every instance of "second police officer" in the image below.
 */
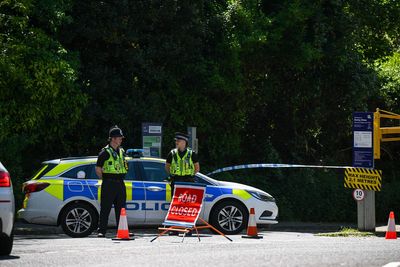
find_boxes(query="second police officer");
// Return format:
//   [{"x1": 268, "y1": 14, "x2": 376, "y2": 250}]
[{"x1": 165, "y1": 132, "x2": 200, "y2": 195}]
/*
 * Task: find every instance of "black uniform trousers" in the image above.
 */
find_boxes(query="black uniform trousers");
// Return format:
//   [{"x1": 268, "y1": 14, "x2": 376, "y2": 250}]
[{"x1": 98, "y1": 177, "x2": 126, "y2": 234}]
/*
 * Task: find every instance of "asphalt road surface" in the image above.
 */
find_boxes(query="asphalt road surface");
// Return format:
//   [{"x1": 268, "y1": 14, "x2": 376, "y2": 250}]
[{"x1": 1, "y1": 227, "x2": 399, "y2": 267}]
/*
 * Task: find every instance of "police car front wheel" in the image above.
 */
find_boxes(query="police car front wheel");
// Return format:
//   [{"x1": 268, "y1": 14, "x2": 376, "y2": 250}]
[
  {"x1": 210, "y1": 200, "x2": 248, "y2": 235},
  {"x1": 60, "y1": 202, "x2": 98, "y2": 238}
]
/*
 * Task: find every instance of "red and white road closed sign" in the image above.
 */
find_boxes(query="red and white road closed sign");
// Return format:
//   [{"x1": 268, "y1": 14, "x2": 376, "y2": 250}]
[{"x1": 164, "y1": 183, "x2": 206, "y2": 227}]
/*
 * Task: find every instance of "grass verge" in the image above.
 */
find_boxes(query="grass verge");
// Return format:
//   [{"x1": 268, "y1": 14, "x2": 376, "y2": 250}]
[{"x1": 316, "y1": 227, "x2": 375, "y2": 237}]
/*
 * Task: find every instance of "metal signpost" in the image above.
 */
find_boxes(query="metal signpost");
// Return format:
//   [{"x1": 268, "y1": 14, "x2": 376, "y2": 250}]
[
  {"x1": 187, "y1": 126, "x2": 198, "y2": 152},
  {"x1": 142, "y1": 123, "x2": 163, "y2": 158},
  {"x1": 352, "y1": 112, "x2": 375, "y2": 231}
]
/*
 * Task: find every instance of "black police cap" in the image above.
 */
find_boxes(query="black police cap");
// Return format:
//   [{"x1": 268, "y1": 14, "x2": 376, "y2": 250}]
[
  {"x1": 109, "y1": 125, "x2": 124, "y2": 138},
  {"x1": 174, "y1": 132, "x2": 189, "y2": 142}
]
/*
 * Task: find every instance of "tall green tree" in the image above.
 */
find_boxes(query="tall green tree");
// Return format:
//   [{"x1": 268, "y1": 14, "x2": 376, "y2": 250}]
[{"x1": 0, "y1": 0, "x2": 86, "y2": 192}]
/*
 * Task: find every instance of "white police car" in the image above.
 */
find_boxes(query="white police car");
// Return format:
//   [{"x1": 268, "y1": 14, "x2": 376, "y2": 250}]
[{"x1": 18, "y1": 155, "x2": 278, "y2": 237}]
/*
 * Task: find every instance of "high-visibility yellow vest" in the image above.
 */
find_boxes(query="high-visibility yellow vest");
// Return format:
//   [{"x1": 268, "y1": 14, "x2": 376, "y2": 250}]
[
  {"x1": 102, "y1": 146, "x2": 128, "y2": 174},
  {"x1": 170, "y1": 148, "x2": 194, "y2": 176}
]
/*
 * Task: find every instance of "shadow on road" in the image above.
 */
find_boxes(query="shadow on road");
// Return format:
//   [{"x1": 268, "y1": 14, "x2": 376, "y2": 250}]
[
  {"x1": 0, "y1": 255, "x2": 20, "y2": 261},
  {"x1": 14, "y1": 234, "x2": 71, "y2": 240}
]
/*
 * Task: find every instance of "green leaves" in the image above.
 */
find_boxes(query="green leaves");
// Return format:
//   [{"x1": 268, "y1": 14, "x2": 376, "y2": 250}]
[
  {"x1": 375, "y1": 52, "x2": 400, "y2": 110},
  {"x1": 0, "y1": 0, "x2": 86, "y2": 179}
]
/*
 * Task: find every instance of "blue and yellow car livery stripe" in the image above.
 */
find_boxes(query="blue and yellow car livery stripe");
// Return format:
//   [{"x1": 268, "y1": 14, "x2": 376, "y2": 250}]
[
  {"x1": 203, "y1": 186, "x2": 222, "y2": 201},
  {"x1": 64, "y1": 179, "x2": 99, "y2": 201},
  {"x1": 40, "y1": 179, "x2": 253, "y2": 204},
  {"x1": 141, "y1": 182, "x2": 172, "y2": 201},
  {"x1": 143, "y1": 182, "x2": 169, "y2": 201},
  {"x1": 40, "y1": 179, "x2": 64, "y2": 200},
  {"x1": 208, "y1": 187, "x2": 252, "y2": 201},
  {"x1": 132, "y1": 182, "x2": 145, "y2": 201},
  {"x1": 232, "y1": 189, "x2": 252, "y2": 200}
]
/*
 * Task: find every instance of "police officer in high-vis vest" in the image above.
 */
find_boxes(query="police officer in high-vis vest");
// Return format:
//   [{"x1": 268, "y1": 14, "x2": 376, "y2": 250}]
[
  {"x1": 95, "y1": 125, "x2": 128, "y2": 237},
  {"x1": 165, "y1": 132, "x2": 200, "y2": 195}
]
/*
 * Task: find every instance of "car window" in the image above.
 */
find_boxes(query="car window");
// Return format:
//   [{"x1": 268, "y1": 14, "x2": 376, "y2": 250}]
[
  {"x1": 124, "y1": 162, "x2": 138, "y2": 181},
  {"x1": 195, "y1": 175, "x2": 212, "y2": 185},
  {"x1": 63, "y1": 164, "x2": 97, "y2": 179},
  {"x1": 31, "y1": 163, "x2": 58, "y2": 180},
  {"x1": 142, "y1": 161, "x2": 169, "y2": 182}
]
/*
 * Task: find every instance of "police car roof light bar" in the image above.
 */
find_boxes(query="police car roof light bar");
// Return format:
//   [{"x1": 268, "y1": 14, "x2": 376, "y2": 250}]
[{"x1": 126, "y1": 149, "x2": 144, "y2": 158}]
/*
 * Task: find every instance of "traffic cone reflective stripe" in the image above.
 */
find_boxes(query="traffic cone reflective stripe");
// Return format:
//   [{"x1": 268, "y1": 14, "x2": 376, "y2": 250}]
[
  {"x1": 385, "y1": 211, "x2": 397, "y2": 240},
  {"x1": 242, "y1": 208, "x2": 263, "y2": 239},
  {"x1": 112, "y1": 208, "x2": 133, "y2": 241}
]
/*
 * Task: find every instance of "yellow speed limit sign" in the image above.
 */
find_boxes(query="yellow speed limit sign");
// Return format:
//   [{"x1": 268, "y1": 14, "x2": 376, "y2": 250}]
[{"x1": 344, "y1": 168, "x2": 382, "y2": 191}]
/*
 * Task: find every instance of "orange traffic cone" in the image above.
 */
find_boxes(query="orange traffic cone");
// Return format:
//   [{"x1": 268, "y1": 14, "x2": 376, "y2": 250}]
[
  {"x1": 242, "y1": 208, "x2": 263, "y2": 239},
  {"x1": 385, "y1": 211, "x2": 397, "y2": 240},
  {"x1": 112, "y1": 208, "x2": 134, "y2": 241}
]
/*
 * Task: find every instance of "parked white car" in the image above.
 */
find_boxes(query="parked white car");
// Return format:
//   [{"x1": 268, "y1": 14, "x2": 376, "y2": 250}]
[{"x1": 0, "y1": 162, "x2": 15, "y2": 255}]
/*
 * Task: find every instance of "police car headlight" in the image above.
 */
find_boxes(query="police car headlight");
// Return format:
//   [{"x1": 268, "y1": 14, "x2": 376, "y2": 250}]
[{"x1": 247, "y1": 190, "x2": 275, "y2": 202}]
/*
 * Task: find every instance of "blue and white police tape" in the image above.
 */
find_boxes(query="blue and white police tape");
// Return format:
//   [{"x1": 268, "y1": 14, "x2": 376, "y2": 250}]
[{"x1": 206, "y1": 163, "x2": 353, "y2": 176}]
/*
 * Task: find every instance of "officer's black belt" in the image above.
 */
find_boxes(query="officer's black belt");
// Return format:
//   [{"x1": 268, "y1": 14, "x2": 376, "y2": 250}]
[{"x1": 102, "y1": 177, "x2": 124, "y2": 182}]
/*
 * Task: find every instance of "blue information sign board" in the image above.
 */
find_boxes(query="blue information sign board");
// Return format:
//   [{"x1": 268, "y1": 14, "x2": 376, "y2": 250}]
[{"x1": 353, "y1": 112, "x2": 374, "y2": 168}]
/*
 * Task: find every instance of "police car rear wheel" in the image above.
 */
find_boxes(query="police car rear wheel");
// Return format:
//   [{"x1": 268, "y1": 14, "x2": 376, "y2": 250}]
[
  {"x1": 210, "y1": 201, "x2": 248, "y2": 235},
  {"x1": 60, "y1": 203, "x2": 98, "y2": 238}
]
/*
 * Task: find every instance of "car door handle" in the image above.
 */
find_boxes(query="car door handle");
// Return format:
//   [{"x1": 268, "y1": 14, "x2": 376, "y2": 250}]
[{"x1": 146, "y1": 186, "x2": 164, "y2": 192}]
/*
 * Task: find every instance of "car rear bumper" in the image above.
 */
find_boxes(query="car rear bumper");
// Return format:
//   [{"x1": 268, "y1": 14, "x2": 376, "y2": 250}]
[
  {"x1": 18, "y1": 208, "x2": 58, "y2": 225},
  {"x1": 18, "y1": 192, "x2": 64, "y2": 225},
  {"x1": 0, "y1": 187, "x2": 14, "y2": 236},
  {"x1": 0, "y1": 206, "x2": 14, "y2": 236}
]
